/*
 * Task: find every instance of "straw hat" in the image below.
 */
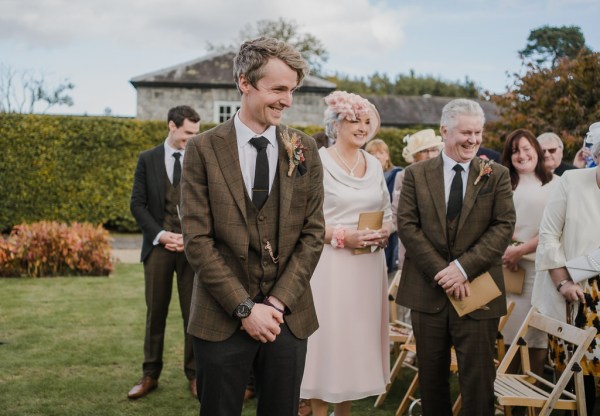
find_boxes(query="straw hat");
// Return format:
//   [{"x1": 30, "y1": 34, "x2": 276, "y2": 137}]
[{"x1": 402, "y1": 129, "x2": 444, "y2": 163}]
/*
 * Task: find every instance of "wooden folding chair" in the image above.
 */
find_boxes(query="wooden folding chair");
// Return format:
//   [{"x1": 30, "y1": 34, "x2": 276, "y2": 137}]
[
  {"x1": 380, "y1": 301, "x2": 515, "y2": 416},
  {"x1": 374, "y1": 270, "x2": 412, "y2": 408},
  {"x1": 494, "y1": 306, "x2": 597, "y2": 416}
]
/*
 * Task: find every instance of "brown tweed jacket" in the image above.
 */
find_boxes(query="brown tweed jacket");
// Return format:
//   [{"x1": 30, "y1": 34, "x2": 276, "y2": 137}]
[
  {"x1": 181, "y1": 119, "x2": 325, "y2": 342},
  {"x1": 396, "y1": 155, "x2": 515, "y2": 319}
]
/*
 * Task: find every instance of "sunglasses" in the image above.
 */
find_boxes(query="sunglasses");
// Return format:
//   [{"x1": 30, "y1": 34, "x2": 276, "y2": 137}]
[{"x1": 542, "y1": 148, "x2": 558, "y2": 154}]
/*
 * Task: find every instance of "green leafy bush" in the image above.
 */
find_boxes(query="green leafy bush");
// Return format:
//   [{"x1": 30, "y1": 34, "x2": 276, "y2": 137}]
[
  {"x1": 0, "y1": 221, "x2": 113, "y2": 277},
  {"x1": 0, "y1": 113, "x2": 423, "y2": 232}
]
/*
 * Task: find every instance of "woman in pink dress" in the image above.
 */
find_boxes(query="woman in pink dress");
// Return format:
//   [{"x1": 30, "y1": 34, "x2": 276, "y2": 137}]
[{"x1": 300, "y1": 91, "x2": 392, "y2": 416}]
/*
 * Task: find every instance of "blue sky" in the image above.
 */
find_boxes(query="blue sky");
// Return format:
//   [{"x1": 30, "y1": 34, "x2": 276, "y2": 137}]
[{"x1": 1, "y1": 0, "x2": 598, "y2": 117}]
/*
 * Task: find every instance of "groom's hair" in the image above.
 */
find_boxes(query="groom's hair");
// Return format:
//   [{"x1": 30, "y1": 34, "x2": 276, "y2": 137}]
[{"x1": 233, "y1": 37, "x2": 309, "y2": 94}]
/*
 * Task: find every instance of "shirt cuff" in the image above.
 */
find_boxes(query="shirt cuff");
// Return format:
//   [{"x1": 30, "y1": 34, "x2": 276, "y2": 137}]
[
  {"x1": 153, "y1": 230, "x2": 165, "y2": 246},
  {"x1": 453, "y1": 260, "x2": 468, "y2": 280}
]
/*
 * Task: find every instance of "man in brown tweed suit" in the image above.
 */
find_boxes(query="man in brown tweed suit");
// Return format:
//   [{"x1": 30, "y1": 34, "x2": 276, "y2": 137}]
[
  {"x1": 396, "y1": 99, "x2": 515, "y2": 415},
  {"x1": 180, "y1": 37, "x2": 325, "y2": 416}
]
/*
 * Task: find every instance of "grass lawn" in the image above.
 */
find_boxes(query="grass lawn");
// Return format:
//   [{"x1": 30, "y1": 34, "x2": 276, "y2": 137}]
[{"x1": 0, "y1": 263, "x2": 429, "y2": 416}]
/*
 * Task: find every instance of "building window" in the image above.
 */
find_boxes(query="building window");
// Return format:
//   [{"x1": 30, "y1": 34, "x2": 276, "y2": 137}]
[{"x1": 214, "y1": 101, "x2": 241, "y2": 122}]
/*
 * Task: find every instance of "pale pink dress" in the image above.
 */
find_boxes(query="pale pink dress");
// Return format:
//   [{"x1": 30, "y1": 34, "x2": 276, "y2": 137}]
[{"x1": 300, "y1": 148, "x2": 391, "y2": 403}]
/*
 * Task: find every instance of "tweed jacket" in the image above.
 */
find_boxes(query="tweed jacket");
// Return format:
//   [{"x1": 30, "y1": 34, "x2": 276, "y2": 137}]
[
  {"x1": 130, "y1": 144, "x2": 169, "y2": 262},
  {"x1": 181, "y1": 119, "x2": 325, "y2": 342},
  {"x1": 396, "y1": 155, "x2": 515, "y2": 319}
]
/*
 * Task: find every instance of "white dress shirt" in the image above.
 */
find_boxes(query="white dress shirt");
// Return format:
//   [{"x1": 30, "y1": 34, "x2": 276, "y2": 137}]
[{"x1": 234, "y1": 112, "x2": 279, "y2": 199}]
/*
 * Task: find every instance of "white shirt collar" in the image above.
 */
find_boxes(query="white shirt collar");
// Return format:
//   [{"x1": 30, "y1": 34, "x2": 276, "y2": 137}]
[
  {"x1": 164, "y1": 139, "x2": 183, "y2": 157},
  {"x1": 233, "y1": 112, "x2": 277, "y2": 147},
  {"x1": 441, "y1": 151, "x2": 471, "y2": 174}
]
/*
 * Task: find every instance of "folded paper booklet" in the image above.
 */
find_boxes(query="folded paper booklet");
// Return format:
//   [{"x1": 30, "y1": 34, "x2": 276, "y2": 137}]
[
  {"x1": 354, "y1": 211, "x2": 384, "y2": 255},
  {"x1": 448, "y1": 272, "x2": 502, "y2": 317},
  {"x1": 503, "y1": 265, "x2": 525, "y2": 295}
]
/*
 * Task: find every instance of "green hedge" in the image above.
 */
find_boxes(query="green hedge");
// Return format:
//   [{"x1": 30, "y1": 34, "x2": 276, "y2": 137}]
[{"x1": 0, "y1": 113, "x2": 431, "y2": 232}]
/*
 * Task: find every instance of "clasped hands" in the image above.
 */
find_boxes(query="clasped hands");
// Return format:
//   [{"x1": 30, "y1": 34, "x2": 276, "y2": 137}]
[
  {"x1": 242, "y1": 297, "x2": 285, "y2": 343},
  {"x1": 345, "y1": 227, "x2": 389, "y2": 250},
  {"x1": 159, "y1": 231, "x2": 184, "y2": 252},
  {"x1": 434, "y1": 263, "x2": 470, "y2": 301}
]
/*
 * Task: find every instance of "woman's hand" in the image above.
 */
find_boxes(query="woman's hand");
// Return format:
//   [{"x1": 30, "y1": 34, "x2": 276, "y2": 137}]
[
  {"x1": 573, "y1": 147, "x2": 592, "y2": 168},
  {"x1": 558, "y1": 280, "x2": 585, "y2": 303},
  {"x1": 502, "y1": 244, "x2": 522, "y2": 271},
  {"x1": 345, "y1": 228, "x2": 388, "y2": 249}
]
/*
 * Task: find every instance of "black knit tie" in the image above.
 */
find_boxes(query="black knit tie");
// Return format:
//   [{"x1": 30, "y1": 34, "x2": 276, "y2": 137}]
[
  {"x1": 447, "y1": 164, "x2": 464, "y2": 221},
  {"x1": 249, "y1": 136, "x2": 270, "y2": 209},
  {"x1": 173, "y1": 152, "x2": 182, "y2": 187}
]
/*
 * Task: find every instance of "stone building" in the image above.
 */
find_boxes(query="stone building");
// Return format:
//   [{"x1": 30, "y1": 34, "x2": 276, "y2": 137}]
[
  {"x1": 130, "y1": 49, "x2": 336, "y2": 125},
  {"x1": 130, "y1": 50, "x2": 498, "y2": 127}
]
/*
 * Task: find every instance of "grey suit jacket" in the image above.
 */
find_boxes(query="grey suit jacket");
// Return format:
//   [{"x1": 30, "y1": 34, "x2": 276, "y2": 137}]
[
  {"x1": 396, "y1": 155, "x2": 515, "y2": 319},
  {"x1": 181, "y1": 119, "x2": 325, "y2": 341}
]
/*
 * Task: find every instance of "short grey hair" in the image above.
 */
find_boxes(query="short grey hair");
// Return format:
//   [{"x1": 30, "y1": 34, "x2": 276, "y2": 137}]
[
  {"x1": 536, "y1": 132, "x2": 564, "y2": 149},
  {"x1": 440, "y1": 98, "x2": 485, "y2": 131}
]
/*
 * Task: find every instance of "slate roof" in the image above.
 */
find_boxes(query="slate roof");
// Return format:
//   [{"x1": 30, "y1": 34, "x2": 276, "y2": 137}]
[
  {"x1": 367, "y1": 95, "x2": 499, "y2": 127},
  {"x1": 130, "y1": 49, "x2": 337, "y2": 93}
]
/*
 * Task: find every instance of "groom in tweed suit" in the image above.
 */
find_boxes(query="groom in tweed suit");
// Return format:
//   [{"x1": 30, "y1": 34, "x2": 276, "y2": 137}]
[
  {"x1": 181, "y1": 37, "x2": 325, "y2": 416},
  {"x1": 396, "y1": 99, "x2": 515, "y2": 415}
]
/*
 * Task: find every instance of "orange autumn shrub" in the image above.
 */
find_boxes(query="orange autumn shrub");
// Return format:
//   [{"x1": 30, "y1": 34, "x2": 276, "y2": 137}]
[{"x1": 0, "y1": 221, "x2": 113, "y2": 277}]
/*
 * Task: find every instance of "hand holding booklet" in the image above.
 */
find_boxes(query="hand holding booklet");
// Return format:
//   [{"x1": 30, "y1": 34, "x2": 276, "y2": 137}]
[
  {"x1": 354, "y1": 211, "x2": 384, "y2": 255},
  {"x1": 448, "y1": 272, "x2": 502, "y2": 317}
]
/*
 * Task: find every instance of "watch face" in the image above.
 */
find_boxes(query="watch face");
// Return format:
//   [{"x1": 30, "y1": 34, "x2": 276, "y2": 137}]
[{"x1": 236, "y1": 304, "x2": 251, "y2": 319}]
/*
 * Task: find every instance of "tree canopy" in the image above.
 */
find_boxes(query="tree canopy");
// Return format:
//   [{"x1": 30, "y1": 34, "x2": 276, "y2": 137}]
[
  {"x1": 0, "y1": 63, "x2": 74, "y2": 114},
  {"x1": 329, "y1": 70, "x2": 479, "y2": 98},
  {"x1": 207, "y1": 17, "x2": 329, "y2": 75},
  {"x1": 485, "y1": 50, "x2": 600, "y2": 159},
  {"x1": 519, "y1": 25, "x2": 589, "y2": 68}
]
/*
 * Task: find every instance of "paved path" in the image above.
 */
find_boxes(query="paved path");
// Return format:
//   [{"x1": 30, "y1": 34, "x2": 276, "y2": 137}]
[{"x1": 110, "y1": 233, "x2": 142, "y2": 264}]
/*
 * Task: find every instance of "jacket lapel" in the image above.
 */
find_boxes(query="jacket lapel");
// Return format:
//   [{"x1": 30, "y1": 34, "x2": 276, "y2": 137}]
[
  {"x1": 277, "y1": 126, "x2": 295, "y2": 245},
  {"x1": 212, "y1": 119, "x2": 248, "y2": 224},
  {"x1": 152, "y1": 145, "x2": 167, "y2": 208},
  {"x1": 425, "y1": 155, "x2": 448, "y2": 237}
]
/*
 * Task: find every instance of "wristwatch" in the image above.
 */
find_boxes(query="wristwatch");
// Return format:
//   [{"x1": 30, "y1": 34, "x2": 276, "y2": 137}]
[{"x1": 234, "y1": 298, "x2": 255, "y2": 319}]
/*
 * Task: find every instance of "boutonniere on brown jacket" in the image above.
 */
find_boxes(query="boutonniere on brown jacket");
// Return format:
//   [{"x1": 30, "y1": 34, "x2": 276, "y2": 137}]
[
  {"x1": 282, "y1": 127, "x2": 306, "y2": 177},
  {"x1": 474, "y1": 159, "x2": 494, "y2": 185}
]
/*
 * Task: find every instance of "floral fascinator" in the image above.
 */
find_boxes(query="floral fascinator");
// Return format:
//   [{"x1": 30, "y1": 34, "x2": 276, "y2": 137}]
[{"x1": 324, "y1": 91, "x2": 380, "y2": 141}]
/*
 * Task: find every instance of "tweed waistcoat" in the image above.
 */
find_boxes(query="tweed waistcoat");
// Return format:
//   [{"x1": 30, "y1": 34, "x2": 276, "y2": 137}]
[
  {"x1": 245, "y1": 175, "x2": 280, "y2": 299},
  {"x1": 162, "y1": 176, "x2": 181, "y2": 234},
  {"x1": 447, "y1": 216, "x2": 459, "y2": 262}
]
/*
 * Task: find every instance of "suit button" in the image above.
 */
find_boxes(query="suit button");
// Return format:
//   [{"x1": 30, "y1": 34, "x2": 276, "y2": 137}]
[
  {"x1": 258, "y1": 215, "x2": 265, "y2": 221},
  {"x1": 263, "y1": 261, "x2": 268, "y2": 266},
  {"x1": 261, "y1": 281, "x2": 267, "y2": 287},
  {"x1": 239, "y1": 255, "x2": 246, "y2": 261},
  {"x1": 262, "y1": 238, "x2": 268, "y2": 244}
]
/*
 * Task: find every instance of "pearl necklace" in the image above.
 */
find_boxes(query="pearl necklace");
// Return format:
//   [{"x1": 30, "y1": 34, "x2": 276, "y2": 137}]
[{"x1": 334, "y1": 147, "x2": 360, "y2": 176}]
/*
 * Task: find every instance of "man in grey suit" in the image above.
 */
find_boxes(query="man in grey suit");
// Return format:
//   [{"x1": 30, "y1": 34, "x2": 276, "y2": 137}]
[
  {"x1": 181, "y1": 37, "x2": 325, "y2": 416},
  {"x1": 396, "y1": 99, "x2": 515, "y2": 415},
  {"x1": 128, "y1": 105, "x2": 200, "y2": 399}
]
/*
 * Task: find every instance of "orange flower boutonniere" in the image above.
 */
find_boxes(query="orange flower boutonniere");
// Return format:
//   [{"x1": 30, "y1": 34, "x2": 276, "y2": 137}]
[
  {"x1": 474, "y1": 159, "x2": 494, "y2": 185},
  {"x1": 281, "y1": 127, "x2": 306, "y2": 177}
]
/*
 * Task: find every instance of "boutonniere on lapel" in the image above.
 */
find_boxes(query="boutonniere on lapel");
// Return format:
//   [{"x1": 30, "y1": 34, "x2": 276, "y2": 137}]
[
  {"x1": 281, "y1": 127, "x2": 306, "y2": 177},
  {"x1": 474, "y1": 159, "x2": 494, "y2": 185}
]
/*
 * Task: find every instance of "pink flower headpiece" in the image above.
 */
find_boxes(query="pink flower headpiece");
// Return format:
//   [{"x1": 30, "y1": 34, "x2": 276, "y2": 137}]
[
  {"x1": 324, "y1": 91, "x2": 380, "y2": 141},
  {"x1": 324, "y1": 91, "x2": 372, "y2": 121}
]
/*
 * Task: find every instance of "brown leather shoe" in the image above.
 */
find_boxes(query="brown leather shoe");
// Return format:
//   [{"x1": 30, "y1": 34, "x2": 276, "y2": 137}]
[
  {"x1": 189, "y1": 378, "x2": 197, "y2": 399},
  {"x1": 127, "y1": 376, "x2": 158, "y2": 399}
]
